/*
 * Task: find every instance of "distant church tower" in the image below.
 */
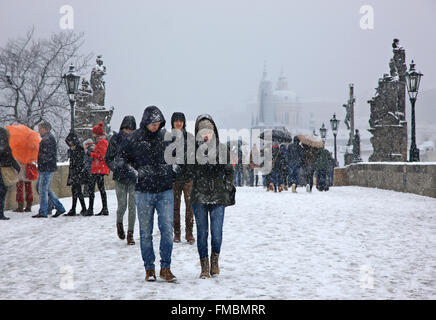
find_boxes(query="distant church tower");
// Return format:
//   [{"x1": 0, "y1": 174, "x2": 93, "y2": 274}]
[{"x1": 257, "y1": 62, "x2": 275, "y2": 124}]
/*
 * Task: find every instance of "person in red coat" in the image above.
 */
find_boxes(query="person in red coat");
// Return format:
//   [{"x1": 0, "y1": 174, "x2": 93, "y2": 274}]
[{"x1": 83, "y1": 122, "x2": 110, "y2": 216}]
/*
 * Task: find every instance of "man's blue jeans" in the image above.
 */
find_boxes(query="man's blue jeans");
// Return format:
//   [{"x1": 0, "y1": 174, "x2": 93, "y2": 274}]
[
  {"x1": 288, "y1": 165, "x2": 301, "y2": 185},
  {"x1": 192, "y1": 204, "x2": 225, "y2": 259},
  {"x1": 36, "y1": 171, "x2": 65, "y2": 217},
  {"x1": 135, "y1": 189, "x2": 174, "y2": 271}
]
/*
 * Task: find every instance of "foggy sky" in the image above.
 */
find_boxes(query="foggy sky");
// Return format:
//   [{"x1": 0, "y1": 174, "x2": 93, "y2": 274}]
[{"x1": 1, "y1": 0, "x2": 435, "y2": 131}]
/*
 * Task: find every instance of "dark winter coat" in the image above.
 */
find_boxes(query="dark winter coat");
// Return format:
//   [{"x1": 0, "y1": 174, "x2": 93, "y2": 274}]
[
  {"x1": 315, "y1": 148, "x2": 331, "y2": 172},
  {"x1": 271, "y1": 145, "x2": 284, "y2": 173},
  {"x1": 280, "y1": 144, "x2": 288, "y2": 169},
  {"x1": 65, "y1": 132, "x2": 88, "y2": 186},
  {"x1": 37, "y1": 132, "x2": 57, "y2": 172},
  {"x1": 303, "y1": 145, "x2": 318, "y2": 167},
  {"x1": 287, "y1": 138, "x2": 304, "y2": 168},
  {"x1": 185, "y1": 114, "x2": 234, "y2": 206},
  {"x1": 170, "y1": 112, "x2": 194, "y2": 183},
  {"x1": 0, "y1": 128, "x2": 20, "y2": 172},
  {"x1": 117, "y1": 106, "x2": 174, "y2": 194},
  {"x1": 105, "y1": 115, "x2": 137, "y2": 184}
]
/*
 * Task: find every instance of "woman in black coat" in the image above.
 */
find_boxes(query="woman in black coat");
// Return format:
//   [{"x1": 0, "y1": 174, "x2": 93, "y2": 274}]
[
  {"x1": 64, "y1": 132, "x2": 87, "y2": 216},
  {"x1": 0, "y1": 128, "x2": 20, "y2": 220},
  {"x1": 185, "y1": 114, "x2": 234, "y2": 279}
]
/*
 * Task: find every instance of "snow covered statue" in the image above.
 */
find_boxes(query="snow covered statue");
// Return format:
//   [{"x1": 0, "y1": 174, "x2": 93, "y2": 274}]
[
  {"x1": 367, "y1": 39, "x2": 408, "y2": 162},
  {"x1": 75, "y1": 55, "x2": 114, "y2": 141}
]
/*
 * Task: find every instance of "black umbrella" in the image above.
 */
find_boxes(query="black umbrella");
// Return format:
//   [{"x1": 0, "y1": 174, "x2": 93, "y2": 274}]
[{"x1": 259, "y1": 129, "x2": 292, "y2": 143}]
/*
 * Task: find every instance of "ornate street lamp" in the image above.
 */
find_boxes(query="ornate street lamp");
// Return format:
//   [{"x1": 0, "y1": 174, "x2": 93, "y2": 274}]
[
  {"x1": 63, "y1": 64, "x2": 80, "y2": 132},
  {"x1": 405, "y1": 60, "x2": 423, "y2": 162},
  {"x1": 330, "y1": 113, "x2": 339, "y2": 166},
  {"x1": 319, "y1": 123, "x2": 327, "y2": 145}
]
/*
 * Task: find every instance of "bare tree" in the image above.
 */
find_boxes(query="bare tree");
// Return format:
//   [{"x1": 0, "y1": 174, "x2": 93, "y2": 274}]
[{"x1": 0, "y1": 28, "x2": 92, "y2": 159}]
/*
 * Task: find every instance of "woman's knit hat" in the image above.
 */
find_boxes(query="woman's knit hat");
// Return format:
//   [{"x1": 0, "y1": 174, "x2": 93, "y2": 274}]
[{"x1": 92, "y1": 122, "x2": 105, "y2": 136}]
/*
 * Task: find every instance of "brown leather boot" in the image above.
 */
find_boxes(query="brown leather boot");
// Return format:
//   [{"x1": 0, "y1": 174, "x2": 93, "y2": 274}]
[
  {"x1": 14, "y1": 203, "x2": 24, "y2": 213},
  {"x1": 24, "y1": 202, "x2": 32, "y2": 212},
  {"x1": 127, "y1": 231, "x2": 135, "y2": 245},
  {"x1": 117, "y1": 223, "x2": 125, "y2": 240},
  {"x1": 186, "y1": 232, "x2": 195, "y2": 245},
  {"x1": 160, "y1": 268, "x2": 177, "y2": 282},
  {"x1": 174, "y1": 232, "x2": 181, "y2": 243},
  {"x1": 145, "y1": 270, "x2": 156, "y2": 282},
  {"x1": 200, "y1": 257, "x2": 210, "y2": 279},
  {"x1": 210, "y1": 252, "x2": 220, "y2": 277}
]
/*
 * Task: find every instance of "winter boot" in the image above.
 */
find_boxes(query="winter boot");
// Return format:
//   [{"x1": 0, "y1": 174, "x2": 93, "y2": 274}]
[
  {"x1": 284, "y1": 185, "x2": 288, "y2": 191},
  {"x1": 292, "y1": 184, "x2": 297, "y2": 193},
  {"x1": 186, "y1": 232, "x2": 195, "y2": 245},
  {"x1": 210, "y1": 252, "x2": 220, "y2": 277},
  {"x1": 268, "y1": 183, "x2": 274, "y2": 191},
  {"x1": 96, "y1": 208, "x2": 109, "y2": 216},
  {"x1": 84, "y1": 199, "x2": 94, "y2": 216},
  {"x1": 24, "y1": 202, "x2": 32, "y2": 212},
  {"x1": 13, "y1": 203, "x2": 24, "y2": 213},
  {"x1": 127, "y1": 231, "x2": 135, "y2": 245},
  {"x1": 145, "y1": 270, "x2": 156, "y2": 282},
  {"x1": 160, "y1": 268, "x2": 177, "y2": 282},
  {"x1": 79, "y1": 198, "x2": 87, "y2": 215},
  {"x1": 52, "y1": 209, "x2": 66, "y2": 218},
  {"x1": 173, "y1": 232, "x2": 181, "y2": 243},
  {"x1": 0, "y1": 212, "x2": 10, "y2": 220},
  {"x1": 278, "y1": 185, "x2": 283, "y2": 192},
  {"x1": 200, "y1": 257, "x2": 210, "y2": 279},
  {"x1": 117, "y1": 223, "x2": 125, "y2": 240},
  {"x1": 65, "y1": 209, "x2": 77, "y2": 216}
]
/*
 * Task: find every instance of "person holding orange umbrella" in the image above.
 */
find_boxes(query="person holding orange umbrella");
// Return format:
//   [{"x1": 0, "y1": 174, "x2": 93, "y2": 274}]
[{"x1": 5, "y1": 124, "x2": 41, "y2": 213}]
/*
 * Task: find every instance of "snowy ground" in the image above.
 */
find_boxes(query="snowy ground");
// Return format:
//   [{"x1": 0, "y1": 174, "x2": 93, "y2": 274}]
[{"x1": 1, "y1": 186, "x2": 435, "y2": 300}]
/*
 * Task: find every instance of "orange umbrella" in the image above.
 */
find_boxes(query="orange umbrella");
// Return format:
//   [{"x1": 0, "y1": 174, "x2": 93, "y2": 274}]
[{"x1": 6, "y1": 124, "x2": 41, "y2": 164}]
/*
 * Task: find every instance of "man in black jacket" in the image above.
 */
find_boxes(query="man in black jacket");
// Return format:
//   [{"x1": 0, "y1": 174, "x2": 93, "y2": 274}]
[
  {"x1": 170, "y1": 112, "x2": 195, "y2": 244},
  {"x1": 105, "y1": 115, "x2": 137, "y2": 245},
  {"x1": 116, "y1": 106, "x2": 176, "y2": 282},
  {"x1": 33, "y1": 122, "x2": 66, "y2": 218}
]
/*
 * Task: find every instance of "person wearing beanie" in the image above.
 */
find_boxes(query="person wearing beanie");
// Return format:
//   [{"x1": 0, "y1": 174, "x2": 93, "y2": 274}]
[
  {"x1": 170, "y1": 112, "x2": 195, "y2": 244},
  {"x1": 105, "y1": 115, "x2": 137, "y2": 245},
  {"x1": 185, "y1": 114, "x2": 235, "y2": 279},
  {"x1": 117, "y1": 106, "x2": 177, "y2": 282},
  {"x1": 83, "y1": 122, "x2": 110, "y2": 216}
]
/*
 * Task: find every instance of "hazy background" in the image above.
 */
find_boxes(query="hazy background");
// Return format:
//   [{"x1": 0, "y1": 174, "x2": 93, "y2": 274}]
[{"x1": 1, "y1": 0, "x2": 435, "y2": 135}]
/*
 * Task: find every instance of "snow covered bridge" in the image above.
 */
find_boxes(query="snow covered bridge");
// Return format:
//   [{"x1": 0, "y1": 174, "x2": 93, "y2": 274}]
[{"x1": 1, "y1": 186, "x2": 435, "y2": 299}]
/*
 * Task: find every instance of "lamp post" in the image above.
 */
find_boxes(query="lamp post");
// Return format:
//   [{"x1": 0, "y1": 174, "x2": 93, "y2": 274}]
[
  {"x1": 319, "y1": 123, "x2": 327, "y2": 146},
  {"x1": 63, "y1": 64, "x2": 80, "y2": 132},
  {"x1": 405, "y1": 60, "x2": 423, "y2": 162},
  {"x1": 330, "y1": 113, "x2": 339, "y2": 166}
]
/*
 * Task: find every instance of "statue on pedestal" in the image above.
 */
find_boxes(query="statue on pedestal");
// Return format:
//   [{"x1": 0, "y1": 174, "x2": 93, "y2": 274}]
[
  {"x1": 74, "y1": 55, "x2": 114, "y2": 142},
  {"x1": 90, "y1": 55, "x2": 106, "y2": 107}
]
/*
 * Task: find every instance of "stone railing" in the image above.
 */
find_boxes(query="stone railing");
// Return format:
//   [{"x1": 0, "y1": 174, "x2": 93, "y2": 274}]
[
  {"x1": 3, "y1": 164, "x2": 115, "y2": 211},
  {"x1": 334, "y1": 162, "x2": 436, "y2": 198}
]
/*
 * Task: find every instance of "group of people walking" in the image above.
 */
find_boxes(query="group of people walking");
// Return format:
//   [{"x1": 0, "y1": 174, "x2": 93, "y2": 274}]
[
  {"x1": 0, "y1": 106, "x2": 235, "y2": 282},
  {"x1": 260, "y1": 137, "x2": 336, "y2": 193}
]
